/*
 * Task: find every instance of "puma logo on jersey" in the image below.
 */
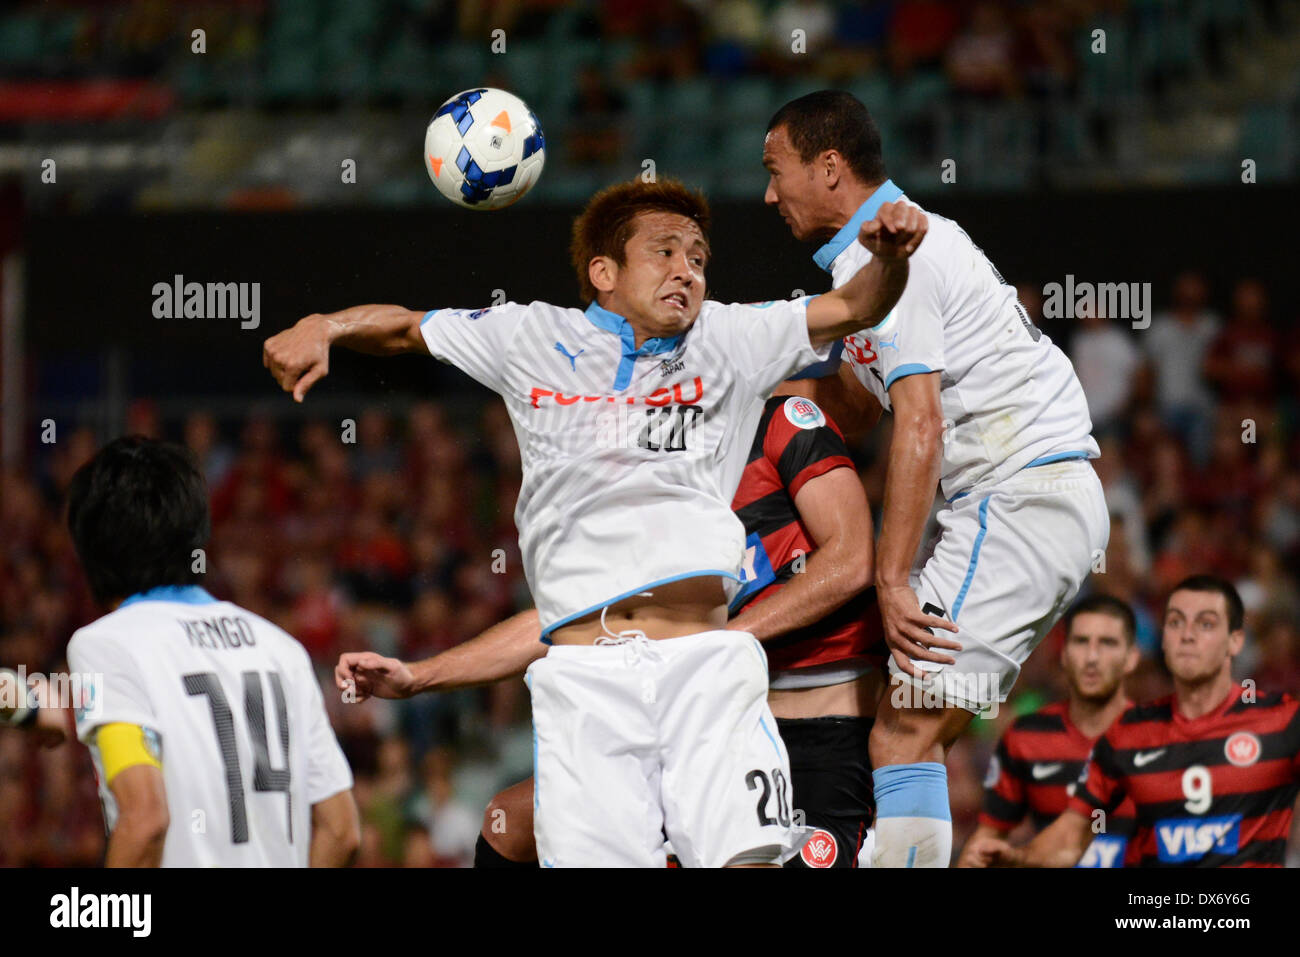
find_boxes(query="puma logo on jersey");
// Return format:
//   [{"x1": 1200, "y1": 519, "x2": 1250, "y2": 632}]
[
  {"x1": 554, "y1": 341, "x2": 584, "y2": 371},
  {"x1": 879, "y1": 332, "x2": 900, "y2": 351}
]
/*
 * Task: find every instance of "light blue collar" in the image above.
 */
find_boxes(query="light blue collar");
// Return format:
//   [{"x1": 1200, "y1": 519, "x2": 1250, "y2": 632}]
[
  {"x1": 812, "y1": 179, "x2": 904, "y2": 273},
  {"x1": 583, "y1": 301, "x2": 684, "y2": 391},
  {"x1": 119, "y1": 585, "x2": 218, "y2": 607}
]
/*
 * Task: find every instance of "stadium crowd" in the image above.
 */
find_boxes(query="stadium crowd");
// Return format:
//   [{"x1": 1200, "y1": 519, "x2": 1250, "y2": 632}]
[
  {"x1": 4, "y1": 0, "x2": 1290, "y2": 208},
  {"x1": 2, "y1": 267, "x2": 1298, "y2": 866}
]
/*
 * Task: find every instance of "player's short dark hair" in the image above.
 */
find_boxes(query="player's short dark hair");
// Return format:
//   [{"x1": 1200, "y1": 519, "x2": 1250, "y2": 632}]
[
  {"x1": 66, "y1": 436, "x2": 211, "y2": 605},
  {"x1": 1064, "y1": 593, "x2": 1136, "y2": 645},
  {"x1": 767, "y1": 90, "x2": 887, "y2": 186},
  {"x1": 1167, "y1": 575, "x2": 1245, "y2": 632},
  {"x1": 570, "y1": 177, "x2": 711, "y2": 303}
]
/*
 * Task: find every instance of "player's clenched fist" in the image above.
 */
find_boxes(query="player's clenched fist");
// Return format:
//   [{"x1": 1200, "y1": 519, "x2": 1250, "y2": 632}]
[
  {"x1": 263, "y1": 314, "x2": 331, "y2": 403},
  {"x1": 859, "y1": 200, "x2": 927, "y2": 260},
  {"x1": 335, "y1": 651, "x2": 418, "y2": 702}
]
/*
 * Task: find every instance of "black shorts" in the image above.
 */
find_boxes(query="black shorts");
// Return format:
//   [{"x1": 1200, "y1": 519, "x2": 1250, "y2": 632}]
[{"x1": 777, "y1": 716, "x2": 874, "y2": 869}]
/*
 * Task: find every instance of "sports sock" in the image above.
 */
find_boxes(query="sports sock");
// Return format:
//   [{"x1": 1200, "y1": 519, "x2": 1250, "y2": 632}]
[{"x1": 870, "y1": 762, "x2": 952, "y2": 867}]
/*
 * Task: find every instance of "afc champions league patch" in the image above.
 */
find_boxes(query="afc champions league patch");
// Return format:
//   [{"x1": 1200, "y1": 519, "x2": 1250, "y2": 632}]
[
  {"x1": 782, "y1": 396, "x2": 826, "y2": 430},
  {"x1": 800, "y1": 828, "x2": 839, "y2": 868},
  {"x1": 1224, "y1": 731, "x2": 1261, "y2": 767}
]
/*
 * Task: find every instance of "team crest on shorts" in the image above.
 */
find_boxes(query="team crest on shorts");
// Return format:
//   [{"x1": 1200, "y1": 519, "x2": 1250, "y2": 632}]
[
  {"x1": 783, "y1": 396, "x2": 825, "y2": 430},
  {"x1": 800, "y1": 828, "x2": 838, "y2": 867},
  {"x1": 1224, "y1": 731, "x2": 1261, "y2": 767}
]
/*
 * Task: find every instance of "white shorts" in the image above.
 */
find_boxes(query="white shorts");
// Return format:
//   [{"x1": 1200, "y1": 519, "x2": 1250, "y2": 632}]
[
  {"x1": 890, "y1": 459, "x2": 1110, "y2": 713},
  {"x1": 526, "y1": 629, "x2": 808, "y2": 867}
]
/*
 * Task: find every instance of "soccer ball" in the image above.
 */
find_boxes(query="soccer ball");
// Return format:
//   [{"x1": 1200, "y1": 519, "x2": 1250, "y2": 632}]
[{"x1": 423, "y1": 87, "x2": 546, "y2": 210}]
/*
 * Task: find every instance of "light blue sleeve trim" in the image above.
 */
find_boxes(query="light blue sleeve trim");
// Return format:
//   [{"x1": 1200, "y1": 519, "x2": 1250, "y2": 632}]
[
  {"x1": 883, "y1": 363, "x2": 935, "y2": 390},
  {"x1": 420, "y1": 309, "x2": 440, "y2": 325},
  {"x1": 538, "y1": 569, "x2": 743, "y2": 643},
  {"x1": 951, "y1": 496, "x2": 991, "y2": 621},
  {"x1": 870, "y1": 309, "x2": 896, "y2": 333}
]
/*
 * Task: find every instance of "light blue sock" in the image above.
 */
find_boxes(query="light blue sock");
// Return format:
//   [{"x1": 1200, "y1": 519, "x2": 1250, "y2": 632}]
[{"x1": 872, "y1": 762, "x2": 952, "y2": 867}]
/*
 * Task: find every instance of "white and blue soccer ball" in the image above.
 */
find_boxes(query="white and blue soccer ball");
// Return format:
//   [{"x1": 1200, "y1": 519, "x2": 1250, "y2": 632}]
[{"x1": 424, "y1": 87, "x2": 546, "y2": 210}]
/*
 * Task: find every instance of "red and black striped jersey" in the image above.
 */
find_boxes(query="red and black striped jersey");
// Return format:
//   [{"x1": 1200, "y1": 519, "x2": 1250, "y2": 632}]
[
  {"x1": 980, "y1": 700, "x2": 1139, "y2": 867},
  {"x1": 729, "y1": 394, "x2": 884, "y2": 674},
  {"x1": 1069, "y1": 684, "x2": 1300, "y2": 867}
]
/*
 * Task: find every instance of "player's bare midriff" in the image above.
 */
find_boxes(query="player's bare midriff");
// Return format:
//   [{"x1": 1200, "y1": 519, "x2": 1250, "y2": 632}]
[
  {"x1": 767, "y1": 670, "x2": 884, "y2": 720},
  {"x1": 547, "y1": 575, "x2": 730, "y2": 645}
]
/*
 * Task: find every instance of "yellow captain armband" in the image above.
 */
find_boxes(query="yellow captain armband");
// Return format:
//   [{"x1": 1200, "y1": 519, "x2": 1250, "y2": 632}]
[{"x1": 95, "y1": 723, "x2": 162, "y2": 783}]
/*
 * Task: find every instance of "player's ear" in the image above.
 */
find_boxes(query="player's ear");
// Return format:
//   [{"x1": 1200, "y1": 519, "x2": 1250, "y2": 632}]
[
  {"x1": 1123, "y1": 643, "x2": 1139, "y2": 676},
  {"x1": 589, "y1": 256, "x2": 617, "y2": 296},
  {"x1": 821, "y1": 149, "x2": 842, "y2": 189},
  {"x1": 1227, "y1": 628, "x2": 1246, "y2": 658}
]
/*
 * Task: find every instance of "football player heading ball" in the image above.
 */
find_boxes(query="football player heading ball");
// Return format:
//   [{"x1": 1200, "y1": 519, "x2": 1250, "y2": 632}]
[{"x1": 265, "y1": 177, "x2": 926, "y2": 866}]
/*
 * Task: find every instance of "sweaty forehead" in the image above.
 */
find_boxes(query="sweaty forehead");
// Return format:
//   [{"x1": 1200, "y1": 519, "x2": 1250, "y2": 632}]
[{"x1": 629, "y1": 210, "x2": 706, "y2": 245}]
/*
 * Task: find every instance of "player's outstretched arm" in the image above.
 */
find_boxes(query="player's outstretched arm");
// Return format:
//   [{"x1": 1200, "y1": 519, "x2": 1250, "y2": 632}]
[
  {"x1": 727, "y1": 467, "x2": 873, "y2": 642},
  {"x1": 263, "y1": 304, "x2": 427, "y2": 403},
  {"x1": 310, "y1": 789, "x2": 361, "y2": 867},
  {"x1": 875, "y1": 372, "x2": 960, "y2": 676},
  {"x1": 805, "y1": 201, "x2": 927, "y2": 347},
  {"x1": 105, "y1": 763, "x2": 170, "y2": 867},
  {"x1": 335, "y1": 609, "x2": 545, "y2": 701}
]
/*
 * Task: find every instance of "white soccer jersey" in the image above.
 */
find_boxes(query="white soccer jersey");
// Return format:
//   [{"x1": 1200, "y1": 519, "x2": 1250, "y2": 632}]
[
  {"x1": 824, "y1": 182, "x2": 1099, "y2": 500},
  {"x1": 67, "y1": 586, "x2": 353, "y2": 868},
  {"x1": 420, "y1": 297, "x2": 830, "y2": 639}
]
